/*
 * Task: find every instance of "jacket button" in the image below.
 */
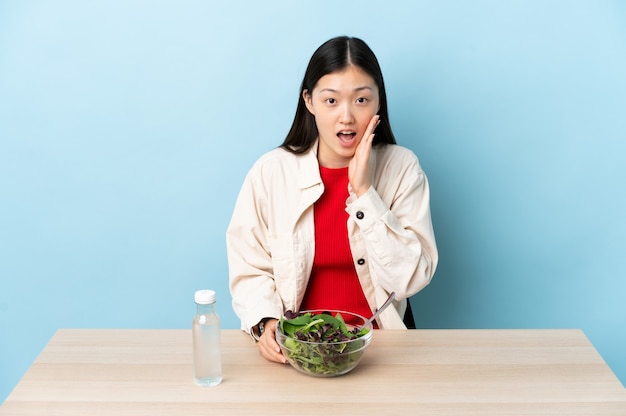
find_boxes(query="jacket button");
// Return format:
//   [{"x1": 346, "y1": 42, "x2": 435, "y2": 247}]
[
  {"x1": 356, "y1": 211, "x2": 364, "y2": 220},
  {"x1": 357, "y1": 258, "x2": 365, "y2": 265}
]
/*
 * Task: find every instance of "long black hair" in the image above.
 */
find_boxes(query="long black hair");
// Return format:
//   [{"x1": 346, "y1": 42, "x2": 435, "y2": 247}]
[{"x1": 281, "y1": 36, "x2": 396, "y2": 153}]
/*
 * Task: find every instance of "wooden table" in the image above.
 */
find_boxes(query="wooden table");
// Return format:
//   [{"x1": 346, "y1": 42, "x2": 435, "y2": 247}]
[{"x1": 1, "y1": 329, "x2": 625, "y2": 415}]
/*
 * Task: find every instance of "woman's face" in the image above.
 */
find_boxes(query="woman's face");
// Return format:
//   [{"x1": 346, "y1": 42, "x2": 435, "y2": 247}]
[{"x1": 304, "y1": 65, "x2": 380, "y2": 168}]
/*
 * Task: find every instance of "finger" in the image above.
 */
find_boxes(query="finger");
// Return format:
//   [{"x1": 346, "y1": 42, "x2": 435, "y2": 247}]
[
  {"x1": 360, "y1": 115, "x2": 379, "y2": 151},
  {"x1": 258, "y1": 340, "x2": 282, "y2": 363},
  {"x1": 356, "y1": 131, "x2": 374, "y2": 159},
  {"x1": 362, "y1": 114, "x2": 380, "y2": 140},
  {"x1": 266, "y1": 325, "x2": 288, "y2": 363},
  {"x1": 259, "y1": 327, "x2": 288, "y2": 363},
  {"x1": 268, "y1": 341, "x2": 288, "y2": 363}
]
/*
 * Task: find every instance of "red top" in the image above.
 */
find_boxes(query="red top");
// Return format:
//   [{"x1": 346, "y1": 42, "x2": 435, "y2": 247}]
[{"x1": 300, "y1": 166, "x2": 374, "y2": 327}]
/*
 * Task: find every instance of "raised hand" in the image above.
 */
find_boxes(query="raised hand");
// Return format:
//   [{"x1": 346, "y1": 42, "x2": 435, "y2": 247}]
[{"x1": 348, "y1": 114, "x2": 380, "y2": 197}]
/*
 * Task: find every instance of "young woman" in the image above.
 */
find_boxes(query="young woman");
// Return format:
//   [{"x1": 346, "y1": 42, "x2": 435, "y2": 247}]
[{"x1": 226, "y1": 36, "x2": 438, "y2": 363}]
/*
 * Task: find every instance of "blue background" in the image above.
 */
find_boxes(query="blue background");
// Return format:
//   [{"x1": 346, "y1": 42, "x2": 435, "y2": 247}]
[{"x1": 1, "y1": 0, "x2": 625, "y2": 402}]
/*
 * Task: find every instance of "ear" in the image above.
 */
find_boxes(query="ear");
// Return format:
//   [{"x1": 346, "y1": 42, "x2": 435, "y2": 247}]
[{"x1": 302, "y1": 89, "x2": 315, "y2": 115}]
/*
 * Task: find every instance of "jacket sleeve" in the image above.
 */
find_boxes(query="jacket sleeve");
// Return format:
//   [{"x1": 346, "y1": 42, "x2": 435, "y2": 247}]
[
  {"x1": 226, "y1": 170, "x2": 284, "y2": 334},
  {"x1": 346, "y1": 149, "x2": 438, "y2": 301}
]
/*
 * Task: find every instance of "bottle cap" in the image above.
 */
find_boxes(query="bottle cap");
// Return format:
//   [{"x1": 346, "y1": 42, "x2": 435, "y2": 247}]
[{"x1": 194, "y1": 289, "x2": 216, "y2": 304}]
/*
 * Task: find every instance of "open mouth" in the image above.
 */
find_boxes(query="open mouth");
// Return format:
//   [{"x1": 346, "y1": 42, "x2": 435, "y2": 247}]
[{"x1": 337, "y1": 131, "x2": 357, "y2": 143}]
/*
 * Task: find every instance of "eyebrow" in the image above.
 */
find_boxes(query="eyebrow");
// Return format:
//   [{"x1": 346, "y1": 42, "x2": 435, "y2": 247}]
[{"x1": 318, "y1": 86, "x2": 374, "y2": 94}]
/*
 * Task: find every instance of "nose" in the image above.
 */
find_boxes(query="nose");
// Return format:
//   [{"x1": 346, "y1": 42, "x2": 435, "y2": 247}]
[{"x1": 339, "y1": 103, "x2": 355, "y2": 124}]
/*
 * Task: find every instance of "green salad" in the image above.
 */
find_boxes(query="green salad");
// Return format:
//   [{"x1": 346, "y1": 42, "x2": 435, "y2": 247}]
[{"x1": 278, "y1": 310, "x2": 370, "y2": 376}]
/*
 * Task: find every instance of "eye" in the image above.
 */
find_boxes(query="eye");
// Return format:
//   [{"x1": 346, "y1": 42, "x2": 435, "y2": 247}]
[
  {"x1": 325, "y1": 98, "x2": 336, "y2": 104},
  {"x1": 356, "y1": 97, "x2": 369, "y2": 104}
]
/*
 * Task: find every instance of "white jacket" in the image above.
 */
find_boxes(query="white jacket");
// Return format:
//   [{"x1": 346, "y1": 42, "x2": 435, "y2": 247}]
[{"x1": 226, "y1": 142, "x2": 438, "y2": 333}]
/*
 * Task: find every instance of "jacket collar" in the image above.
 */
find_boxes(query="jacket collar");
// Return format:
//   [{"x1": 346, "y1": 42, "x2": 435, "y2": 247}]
[
  {"x1": 297, "y1": 140, "x2": 323, "y2": 190},
  {"x1": 296, "y1": 139, "x2": 380, "y2": 191}
]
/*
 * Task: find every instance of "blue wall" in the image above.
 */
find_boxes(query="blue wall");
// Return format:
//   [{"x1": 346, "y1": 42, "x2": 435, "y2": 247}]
[{"x1": 1, "y1": 1, "x2": 625, "y2": 401}]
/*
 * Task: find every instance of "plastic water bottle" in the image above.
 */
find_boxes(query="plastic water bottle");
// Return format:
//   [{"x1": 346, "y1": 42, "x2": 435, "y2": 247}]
[{"x1": 192, "y1": 289, "x2": 222, "y2": 386}]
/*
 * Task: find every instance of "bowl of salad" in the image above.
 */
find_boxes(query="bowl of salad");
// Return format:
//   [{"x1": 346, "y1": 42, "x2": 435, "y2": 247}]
[{"x1": 275, "y1": 309, "x2": 373, "y2": 377}]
